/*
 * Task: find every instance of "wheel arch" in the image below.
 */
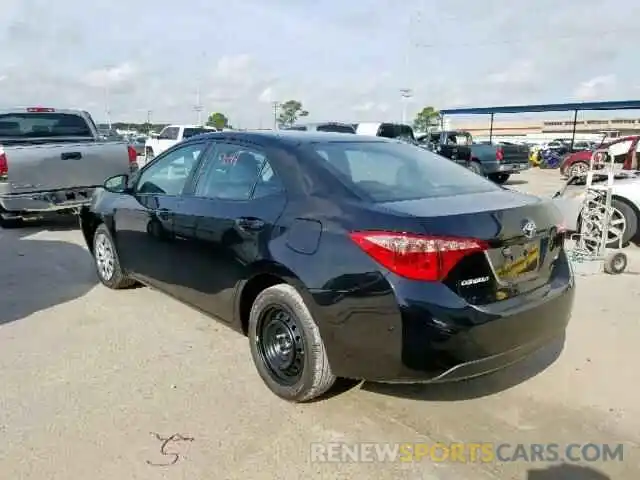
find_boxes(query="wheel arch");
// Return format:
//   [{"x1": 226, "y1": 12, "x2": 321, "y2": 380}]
[{"x1": 234, "y1": 261, "x2": 310, "y2": 336}]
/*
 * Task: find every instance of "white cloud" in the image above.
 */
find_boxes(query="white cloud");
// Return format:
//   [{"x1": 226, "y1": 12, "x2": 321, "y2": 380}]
[
  {"x1": 573, "y1": 75, "x2": 617, "y2": 100},
  {"x1": 487, "y1": 60, "x2": 536, "y2": 85},
  {"x1": 258, "y1": 87, "x2": 276, "y2": 103},
  {"x1": 81, "y1": 62, "x2": 136, "y2": 89}
]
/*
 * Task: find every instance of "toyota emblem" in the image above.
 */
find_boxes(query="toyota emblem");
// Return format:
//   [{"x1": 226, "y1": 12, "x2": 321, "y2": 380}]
[{"x1": 521, "y1": 219, "x2": 537, "y2": 239}]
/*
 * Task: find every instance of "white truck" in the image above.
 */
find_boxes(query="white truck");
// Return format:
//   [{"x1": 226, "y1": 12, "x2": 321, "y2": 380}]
[{"x1": 143, "y1": 125, "x2": 217, "y2": 164}]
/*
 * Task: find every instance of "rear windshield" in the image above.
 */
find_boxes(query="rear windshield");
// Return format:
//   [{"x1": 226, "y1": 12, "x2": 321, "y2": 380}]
[
  {"x1": 306, "y1": 141, "x2": 500, "y2": 202},
  {"x1": 182, "y1": 128, "x2": 211, "y2": 139},
  {"x1": 0, "y1": 113, "x2": 92, "y2": 138},
  {"x1": 316, "y1": 124, "x2": 356, "y2": 134}
]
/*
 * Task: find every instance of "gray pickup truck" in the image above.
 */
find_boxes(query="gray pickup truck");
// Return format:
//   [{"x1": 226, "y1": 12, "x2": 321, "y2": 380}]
[{"x1": 0, "y1": 108, "x2": 138, "y2": 227}]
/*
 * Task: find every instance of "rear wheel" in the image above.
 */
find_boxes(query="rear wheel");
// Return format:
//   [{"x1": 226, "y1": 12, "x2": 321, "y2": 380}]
[
  {"x1": 488, "y1": 173, "x2": 510, "y2": 184},
  {"x1": 248, "y1": 284, "x2": 335, "y2": 402},
  {"x1": 92, "y1": 224, "x2": 136, "y2": 289},
  {"x1": 467, "y1": 161, "x2": 484, "y2": 176}
]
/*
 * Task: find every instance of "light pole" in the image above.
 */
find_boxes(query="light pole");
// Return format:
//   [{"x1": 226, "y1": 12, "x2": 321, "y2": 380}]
[
  {"x1": 400, "y1": 88, "x2": 412, "y2": 124},
  {"x1": 272, "y1": 101, "x2": 279, "y2": 130}
]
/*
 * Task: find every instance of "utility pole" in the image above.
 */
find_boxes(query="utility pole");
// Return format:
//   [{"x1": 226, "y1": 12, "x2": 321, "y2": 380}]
[
  {"x1": 400, "y1": 88, "x2": 412, "y2": 124},
  {"x1": 146, "y1": 110, "x2": 152, "y2": 134},
  {"x1": 104, "y1": 85, "x2": 112, "y2": 130},
  {"x1": 194, "y1": 86, "x2": 203, "y2": 125},
  {"x1": 272, "y1": 101, "x2": 279, "y2": 130}
]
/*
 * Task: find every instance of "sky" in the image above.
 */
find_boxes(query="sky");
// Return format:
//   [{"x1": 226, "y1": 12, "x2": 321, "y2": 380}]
[{"x1": 0, "y1": 0, "x2": 638, "y2": 127}]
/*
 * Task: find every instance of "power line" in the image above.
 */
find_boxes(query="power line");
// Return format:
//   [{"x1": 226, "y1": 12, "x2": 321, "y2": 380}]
[{"x1": 412, "y1": 27, "x2": 638, "y2": 49}]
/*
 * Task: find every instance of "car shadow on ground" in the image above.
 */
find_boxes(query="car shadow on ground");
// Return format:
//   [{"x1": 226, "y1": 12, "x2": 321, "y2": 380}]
[
  {"x1": 505, "y1": 179, "x2": 529, "y2": 186},
  {"x1": 0, "y1": 216, "x2": 98, "y2": 326},
  {"x1": 527, "y1": 463, "x2": 610, "y2": 479},
  {"x1": 332, "y1": 334, "x2": 565, "y2": 402}
]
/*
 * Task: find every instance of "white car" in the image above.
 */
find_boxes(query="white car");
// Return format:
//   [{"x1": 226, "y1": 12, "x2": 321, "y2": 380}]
[
  {"x1": 552, "y1": 171, "x2": 640, "y2": 247},
  {"x1": 144, "y1": 125, "x2": 217, "y2": 163}
]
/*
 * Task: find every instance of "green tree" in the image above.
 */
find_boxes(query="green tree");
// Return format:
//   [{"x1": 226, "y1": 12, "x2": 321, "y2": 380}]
[
  {"x1": 413, "y1": 106, "x2": 442, "y2": 133},
  {"x1": 206, "y1": 112, "x2": 230, "y2": 129},
  {"x1": 277, "y1": 100, "x2": 309, "y2": 127}
]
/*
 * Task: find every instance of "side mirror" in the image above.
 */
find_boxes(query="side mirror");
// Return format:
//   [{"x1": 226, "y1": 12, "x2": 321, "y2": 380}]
[{"x1": 103, "y1": 174, "x2": 130, "y2": 193}]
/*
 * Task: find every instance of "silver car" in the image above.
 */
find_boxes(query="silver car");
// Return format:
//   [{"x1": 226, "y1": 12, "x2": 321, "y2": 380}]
[{"x1": 552, "y1": 171, "x2": 640, "y2": 247}]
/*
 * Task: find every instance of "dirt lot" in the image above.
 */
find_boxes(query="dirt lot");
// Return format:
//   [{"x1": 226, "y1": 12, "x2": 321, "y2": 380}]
[{"x1": 1, "y1": 169, "x2": 638, "y2": 479}]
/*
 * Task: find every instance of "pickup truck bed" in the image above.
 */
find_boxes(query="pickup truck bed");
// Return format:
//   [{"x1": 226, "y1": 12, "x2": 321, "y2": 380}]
[{"x1": 0, "y1": 108, "x2": 137, "y2": 227}]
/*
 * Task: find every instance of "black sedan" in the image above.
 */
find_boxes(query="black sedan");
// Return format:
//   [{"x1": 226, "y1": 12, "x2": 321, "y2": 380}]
[{"x1": 80, "y1": 130, "x2": 575, "y2": 402}]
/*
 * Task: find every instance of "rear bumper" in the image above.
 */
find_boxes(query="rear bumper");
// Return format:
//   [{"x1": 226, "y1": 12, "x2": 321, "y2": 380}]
[
  {"x1": 311, "y1": 251, "x2": 574, "y2": 383},
  {"x1": 484, "y1": 160, "x2": 530, "y2": 175},
  {"x1": 0, "y1": 187, "x2": 95, "y2": 214}
]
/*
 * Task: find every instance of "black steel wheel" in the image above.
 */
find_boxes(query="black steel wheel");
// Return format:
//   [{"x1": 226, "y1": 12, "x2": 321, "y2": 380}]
[
  {"x1": 248, "y1": 283, "x2": 335, "y2": 402},
  {"x1": 256, "y1": 306, "x2": 305, "y2": 385}
]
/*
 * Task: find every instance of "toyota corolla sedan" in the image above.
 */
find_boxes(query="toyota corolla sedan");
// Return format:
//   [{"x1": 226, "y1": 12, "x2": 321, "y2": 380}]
[{"x1": 80, "y1": 131, "x2": 575, "y2": 402}]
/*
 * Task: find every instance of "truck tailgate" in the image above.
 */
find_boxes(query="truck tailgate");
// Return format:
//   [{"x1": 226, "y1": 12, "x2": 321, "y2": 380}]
[
  {"x1": 3, "y1": 141, "x2": 130, "y2": 193},
  {"x1": 500, "y1": 144, "x2": 530, "y2": 164}
]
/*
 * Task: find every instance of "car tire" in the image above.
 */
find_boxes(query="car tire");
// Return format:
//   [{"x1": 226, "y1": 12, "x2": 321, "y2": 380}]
[
  {"x1": 0, "y1": 216, "x2": 24, "y2": 229},
  {"x1": 609, "y1": 199, "x2": 638, "y2": 247},
  {"x1": 468, "y1": 161, "x2": 484, "y2": 176},
  {"x1": 488, "y1": 173, "x2": 510, "y2": 184},
  {"x1": 248, "y1": 283, "x2": 336, "y2": 402},
  {"x1": 567, "y1": 161, "x2": 588, "y2": 177},
  {"x1": 92, "y1": 223, "x2": 136, "y2": 289}
]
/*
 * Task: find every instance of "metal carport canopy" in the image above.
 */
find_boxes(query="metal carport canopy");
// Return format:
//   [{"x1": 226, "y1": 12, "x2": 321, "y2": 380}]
[{"x1": 439, "y1": 100, "x2": 640, "y2": 146}]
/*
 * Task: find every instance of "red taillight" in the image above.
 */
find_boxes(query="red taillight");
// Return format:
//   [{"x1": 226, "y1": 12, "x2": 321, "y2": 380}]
[
  {"x1": 0, "y1": 151, "x2": 8, "y2": 181},
  {"x1": 349, "y1": 231, "x2": 488, "y2": 282},
  {"x1": 26, "y1": 107, "x2": 55, "y2": 113},
  {"x1": 127, "y1": 145, "x2": 137, "y2": 164},
  {"x1": 496, "y1": 147, "x2": 504, "y2": 162}
]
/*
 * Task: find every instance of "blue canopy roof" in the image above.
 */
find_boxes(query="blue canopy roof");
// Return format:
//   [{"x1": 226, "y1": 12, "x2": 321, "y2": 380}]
[{"x1": 440, "y1": 100, "x2": 640, "y2": 116}]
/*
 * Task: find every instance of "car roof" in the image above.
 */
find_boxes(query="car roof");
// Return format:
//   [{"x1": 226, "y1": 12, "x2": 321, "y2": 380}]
[{"x1": 182, "y1": 130, "x2": 391, "y2": 146}]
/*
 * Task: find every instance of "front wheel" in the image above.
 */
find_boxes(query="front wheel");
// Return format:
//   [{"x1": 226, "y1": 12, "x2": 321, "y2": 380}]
[
  {"x1": 567, "y1": 161, "x2": 588, "y2": 177},
  {"x1": 488, "y1": 173, "x2": 510, "y2": 184},
  {"x1": 248, "y1": 283, "x2": 336, "y2": 402}
]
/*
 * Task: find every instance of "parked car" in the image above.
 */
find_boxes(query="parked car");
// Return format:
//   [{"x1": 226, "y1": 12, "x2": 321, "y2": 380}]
[
  {"x1": 559, "y1": 136, "x2": 640, "y2": 177},
  {"x1": 80, "y1": 131, "x2": 574, "y2": 402},
  {"x1": 355, "y1": 122, "x2": 415, "y2": 140},
  {"x1": 0, "y1": 107, "x2": 139, "y2": 228},
  {"x1": 144, "y1": 124, "x2": 217, "y2": 162},
  {"x1": 283, "y1": 122, "x2": 356, "y2": 133},
  {"x1": 418, "y1": 130, "x2": 530, "y2": 184},
  {"x1": 552, "y1": 170, "x2": 640, "y2": 247}
]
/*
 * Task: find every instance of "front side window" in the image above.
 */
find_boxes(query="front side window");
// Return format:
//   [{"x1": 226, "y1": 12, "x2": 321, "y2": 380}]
[
  {"x1": 135, "y1": 143, "x2": 204, "y2": 195},
  {"x1": 194, "y1": 143, "x2": 282, "y2": 200},
  {"x1": 306, "y1": 141, "x2": 499, "y2": 202}
]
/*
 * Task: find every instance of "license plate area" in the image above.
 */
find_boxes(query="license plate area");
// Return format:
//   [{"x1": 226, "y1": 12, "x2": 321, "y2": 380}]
[{"x1": 492, "y1": 240, "x2": 541, "y2": 281}]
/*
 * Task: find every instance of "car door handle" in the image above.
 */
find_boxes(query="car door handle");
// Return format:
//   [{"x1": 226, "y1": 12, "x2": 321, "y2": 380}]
[
  {"x1": 236, "y1": 217, "x2": 265, "y2": 231},
  {"x1": 61, "y1": 151, "x2": 82, "y2": 160},
  {"x1": 154, "y1": 208, "x2": 171, "y2": 220}
]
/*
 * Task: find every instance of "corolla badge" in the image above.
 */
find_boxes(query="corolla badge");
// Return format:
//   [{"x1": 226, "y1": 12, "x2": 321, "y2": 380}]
[{"x1": 521, "y1": 219, "x2": 537, "y2": 239}]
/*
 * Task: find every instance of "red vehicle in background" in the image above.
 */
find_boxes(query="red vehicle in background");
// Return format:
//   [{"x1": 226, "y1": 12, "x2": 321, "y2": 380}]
[{"x1": 560, "y1": 135, "x2": 640, "y2": 177}]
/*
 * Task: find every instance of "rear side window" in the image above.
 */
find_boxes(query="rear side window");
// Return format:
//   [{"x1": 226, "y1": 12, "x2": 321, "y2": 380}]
[
  {"x1": 0, "y1": 113, "x2": 92, "y2": 138},
  {"x1": 182, "y1": 128, "x2": 210, "y2": 139},
  {"x1": 159, "y1": 127, "x2": 180, "y2": 140},
  {"x1": 316, "y1": 124, "x2": 356, "y2": 134},
  {"x1": 306, "y1": 141, "x2": 499, "y2": 202}
]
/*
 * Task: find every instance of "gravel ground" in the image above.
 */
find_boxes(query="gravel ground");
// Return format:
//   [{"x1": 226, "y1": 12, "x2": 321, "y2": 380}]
[{"x1": 0, "y1": 168, "x2": 638, "y2": 479}]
